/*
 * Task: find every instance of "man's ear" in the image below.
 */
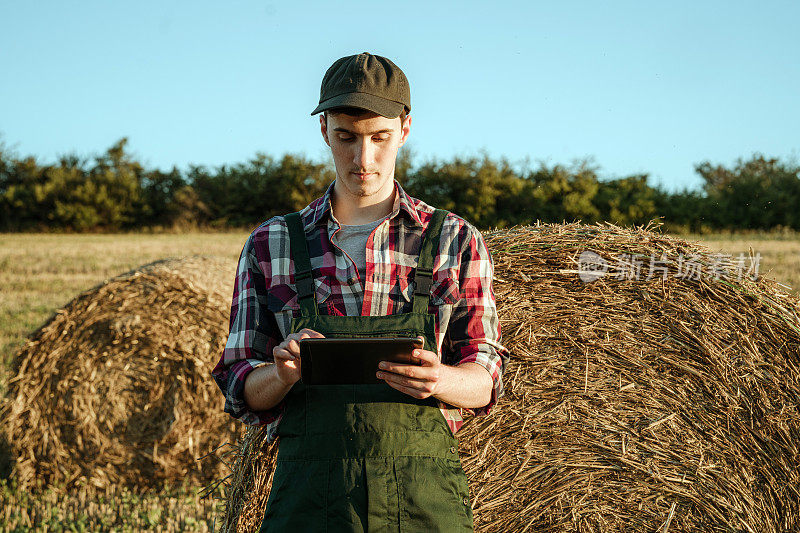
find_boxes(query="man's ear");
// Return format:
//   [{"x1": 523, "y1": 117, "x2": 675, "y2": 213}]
[
  {"x1": 398, "y1": 115, "x2": 412, "y2": 148},
  {"x1": 320, "y1": 114, "x2": 331, "y2": 147}
]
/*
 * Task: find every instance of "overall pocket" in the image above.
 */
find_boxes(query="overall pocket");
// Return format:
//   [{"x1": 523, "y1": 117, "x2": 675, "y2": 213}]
[
  {"x1": 260, "y1": 458, "x2": 330, "y2": 532},
  {"x1": 396, "y1": 455, "x2": 474, "y2": 533}
]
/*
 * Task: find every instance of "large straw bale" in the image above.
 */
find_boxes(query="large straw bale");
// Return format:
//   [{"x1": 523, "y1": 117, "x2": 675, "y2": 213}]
[
  {"x1": 1, "y1": 255, "x2": 241, "y2": 490},
  {"x1": 212, "y1": 223, "x2": 800, "y2": 532}
]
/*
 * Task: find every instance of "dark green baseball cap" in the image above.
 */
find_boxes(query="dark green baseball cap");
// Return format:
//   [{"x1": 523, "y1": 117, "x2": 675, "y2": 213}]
[{"x1": 310, "y1": 52, "x2": 411, "y2": 119}]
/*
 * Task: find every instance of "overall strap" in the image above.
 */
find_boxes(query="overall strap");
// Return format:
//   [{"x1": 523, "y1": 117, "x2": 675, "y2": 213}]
[
  {"x1": 412, "y1": 208, "x2": 448, "y2": 314},
  {"x1": 285, "y1": 211, "x2": 318, "y2": 317}
]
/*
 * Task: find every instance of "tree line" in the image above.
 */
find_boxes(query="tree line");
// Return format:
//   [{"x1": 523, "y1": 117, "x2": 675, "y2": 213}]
[{"x1": 1, "y1": 137, "x2": 798, "y2": 233}]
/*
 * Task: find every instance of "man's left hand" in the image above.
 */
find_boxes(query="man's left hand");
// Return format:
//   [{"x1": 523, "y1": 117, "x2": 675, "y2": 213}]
[{"x1": 376, "y1": 336, "x2": 441, "y2": 399}]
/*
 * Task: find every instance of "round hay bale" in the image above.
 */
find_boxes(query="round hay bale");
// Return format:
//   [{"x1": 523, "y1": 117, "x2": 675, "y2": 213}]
[
  {"x1": 214, "y1": 224, "x2": 800, "y2": 532},
  {"x1": 1, "y1": 255, "x2": 241, "y2": 490}
]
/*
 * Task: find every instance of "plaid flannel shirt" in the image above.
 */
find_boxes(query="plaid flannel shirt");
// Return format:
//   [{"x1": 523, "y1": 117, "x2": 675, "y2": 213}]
[{"x1": 212, "y1": 179, "x2": 509, "y2": 442}]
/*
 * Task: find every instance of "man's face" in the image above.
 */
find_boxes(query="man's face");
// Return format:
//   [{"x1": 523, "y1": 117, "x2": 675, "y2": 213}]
[{"x1": 320, "y1": 110, "x2": 411, "y2": 201}]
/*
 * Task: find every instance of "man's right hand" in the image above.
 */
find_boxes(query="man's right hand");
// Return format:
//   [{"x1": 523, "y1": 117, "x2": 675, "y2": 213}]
[{"x1": 272, "y1": 328, "x2": 325, "y2": 385}]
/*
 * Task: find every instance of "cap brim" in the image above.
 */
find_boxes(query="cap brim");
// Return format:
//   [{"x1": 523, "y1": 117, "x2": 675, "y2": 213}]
[{"x1": 310, "y1": 92, "x2": 405, "y2": 118}]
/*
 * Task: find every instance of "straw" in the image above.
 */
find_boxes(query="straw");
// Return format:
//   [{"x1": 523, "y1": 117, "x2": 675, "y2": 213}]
[
  {"x1": 0, "y1": 256, "x2": 241, "y2": 490},
  {"x1": 212, "y1": 222, "x2": 800, "y2": 532}
]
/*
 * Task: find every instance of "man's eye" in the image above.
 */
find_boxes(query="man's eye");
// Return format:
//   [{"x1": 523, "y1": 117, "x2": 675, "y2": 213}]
[
  {"x1": 338, "y1": 135, "x2": 354, "y2": 142},
  {"x1": 373, "y1": 136, "x2": 388, "y2": 143}
]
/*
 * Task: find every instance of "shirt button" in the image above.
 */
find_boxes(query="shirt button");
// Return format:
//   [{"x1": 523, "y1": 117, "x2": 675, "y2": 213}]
[{"x1": 449, "y1": 446, "x2": 457, "y2": 454}]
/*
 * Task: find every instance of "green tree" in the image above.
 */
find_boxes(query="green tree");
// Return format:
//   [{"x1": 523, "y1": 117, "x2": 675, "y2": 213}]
[
  {"x1": 653, "y1": 187, "x2": 713, "y2": 233},
  {"x1": 138, "y1": 167, "x2": 189, "y2": 227},
  {"x1": 0, "y1": 154, "x2": 48, "y2": 230},
  {"x1": 189, "y1": 153, "x2": 333, "y2": 228},
  {"x1": 38, "y1": 138, "x2": 144, "y2": 230},
  {"x1": 403, "y1": 153, "x2": 520, "y2": 229},
  {"x1": 522, "y1": 159, "x2": 601, "y2": 223},
  {"x1": 696, "y1": 154, "x2": 800, "y2": 230},
  {"x1": 594, "y1": 174, "x2": 658, "y2": 226}
]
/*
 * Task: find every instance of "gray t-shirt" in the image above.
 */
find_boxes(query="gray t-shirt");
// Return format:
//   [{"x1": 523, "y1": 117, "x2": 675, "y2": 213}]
[{"x1": 334, "y1": 216, "x2": 385, "y2": 284}]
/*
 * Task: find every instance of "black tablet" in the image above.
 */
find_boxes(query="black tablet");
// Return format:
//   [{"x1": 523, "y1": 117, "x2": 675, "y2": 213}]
[{"x1": 299, "y1": 337, "x2": 424, "y2": 385}]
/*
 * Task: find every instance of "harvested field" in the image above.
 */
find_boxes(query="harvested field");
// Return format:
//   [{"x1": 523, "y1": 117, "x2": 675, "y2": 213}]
[
  {"x1": 0, "y1": 255, "x2": 241, "y2": 491},
  {"x1": 215, "y1": 223, "x2": 800, "y2": 532}
]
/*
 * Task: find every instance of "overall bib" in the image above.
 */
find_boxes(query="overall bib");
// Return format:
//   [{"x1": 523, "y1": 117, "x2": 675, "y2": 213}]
[{"x1": 259, "y1": 208, "x2": 474, "y2": 533}]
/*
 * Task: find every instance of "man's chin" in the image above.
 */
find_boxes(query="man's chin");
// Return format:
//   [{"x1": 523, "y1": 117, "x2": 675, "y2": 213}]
[
  {"x1": 336, "y1": 174, "x2": 392, "y2": 199},
  {"x1": 347, "y1": 177, "x2": 381, "y2": 196}
]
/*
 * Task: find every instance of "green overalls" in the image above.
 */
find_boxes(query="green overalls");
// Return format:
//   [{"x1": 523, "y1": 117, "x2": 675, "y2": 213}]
[{"x1": 259, "y1": 208, "x2": 474, "y2": 533}]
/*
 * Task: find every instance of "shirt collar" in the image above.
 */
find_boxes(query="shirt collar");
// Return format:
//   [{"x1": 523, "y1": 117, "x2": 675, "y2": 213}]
[{"x1": 307, "y1": 179, "x2": 423, "y2": 230}]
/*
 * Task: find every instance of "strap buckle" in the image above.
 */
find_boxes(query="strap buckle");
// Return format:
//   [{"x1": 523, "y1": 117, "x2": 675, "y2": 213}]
[
  {"x1": 414, "y1": 267, "x2": 433, "y2": 296},
  {"x1": 294, "y1": 269, "x2": 315, "y2": 299}
]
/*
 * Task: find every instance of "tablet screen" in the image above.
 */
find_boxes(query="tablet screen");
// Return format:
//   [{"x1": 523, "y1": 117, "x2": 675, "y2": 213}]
[{"x1": 299, "y1": 337, "x2": 424, "y2": 385}]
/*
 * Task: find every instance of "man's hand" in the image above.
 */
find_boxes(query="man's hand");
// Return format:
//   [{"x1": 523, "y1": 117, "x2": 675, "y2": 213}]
[
  {"x1": 376, "y1": 336, "x2": 442, "y2": 399},
  {"x1": 272, "y1": 328, "x2": 325, "y2": 386},
  {"x1": 243, "y1": 327, "x2": 325, "y2": 412},
  {"x1": 376, "y1": 335, "x2": 494, "y2": 409}
]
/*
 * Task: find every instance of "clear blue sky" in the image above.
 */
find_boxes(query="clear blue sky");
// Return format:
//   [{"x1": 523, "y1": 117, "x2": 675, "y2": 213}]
[{"x1": 1, "y1": 1, "x2": 798, "y2": 191}]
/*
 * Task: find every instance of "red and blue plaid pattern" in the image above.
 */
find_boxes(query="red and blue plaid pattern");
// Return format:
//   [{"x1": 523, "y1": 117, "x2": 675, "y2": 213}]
[{"x1": 212, "y1": 179, "x2": 509, "y2": 441}]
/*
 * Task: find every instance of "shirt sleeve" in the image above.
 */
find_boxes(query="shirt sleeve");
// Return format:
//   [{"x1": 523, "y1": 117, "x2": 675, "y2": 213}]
[
  {"x1": 211, "y1": 232, "x2": 286, "y2": 427},
  {"x1": 443, "y1": 221, "x2": 510, "y2": 417}
]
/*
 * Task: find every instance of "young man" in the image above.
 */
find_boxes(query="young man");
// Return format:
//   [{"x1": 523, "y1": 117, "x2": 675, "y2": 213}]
[{"x1": 212, "y1": 52, "x2": 509, "y2": 532}]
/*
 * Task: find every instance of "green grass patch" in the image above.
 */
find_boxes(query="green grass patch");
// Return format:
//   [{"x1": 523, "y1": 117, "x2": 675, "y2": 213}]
[{"x1": 0, "y1": 478, "x2": 226, "y2": 532}]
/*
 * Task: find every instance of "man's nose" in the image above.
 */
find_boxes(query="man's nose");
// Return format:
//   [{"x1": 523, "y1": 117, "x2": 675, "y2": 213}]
[{"x1": 353, "y1": 137, "x2": 374, "y2": 170}]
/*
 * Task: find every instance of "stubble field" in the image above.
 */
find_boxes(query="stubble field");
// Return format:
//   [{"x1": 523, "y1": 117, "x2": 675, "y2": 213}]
[{"x1": 0, "y1": 229, "x2": 798, "y2": 531}]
